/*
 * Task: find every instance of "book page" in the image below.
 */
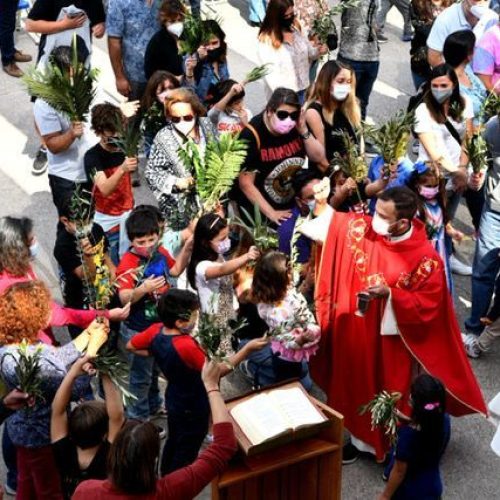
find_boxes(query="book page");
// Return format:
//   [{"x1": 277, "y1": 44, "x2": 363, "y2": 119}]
[
  {"x1": 230, "y1": 393, "x2": 291, "y2": 445},
  {"x1": 270, "y1": 387, "x2": 326, "y2": 430}
]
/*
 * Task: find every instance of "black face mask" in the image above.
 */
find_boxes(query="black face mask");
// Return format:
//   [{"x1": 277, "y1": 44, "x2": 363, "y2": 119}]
[
  {"x1": 280, "y1": 15, "x2": 295, "y2": 30},
  {"x1": 207, "y1": 46, "x2": 224, "y2": 61}
]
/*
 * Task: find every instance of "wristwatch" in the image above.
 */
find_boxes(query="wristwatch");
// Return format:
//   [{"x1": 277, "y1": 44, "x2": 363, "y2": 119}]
[{"x1": 300, "y1": 130, "x2": 311, "y2": 140}]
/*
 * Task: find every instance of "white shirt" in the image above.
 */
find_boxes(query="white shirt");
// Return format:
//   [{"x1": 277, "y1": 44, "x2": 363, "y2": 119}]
[{"x1": 414, "y1": 97, "x2": 473, "y2": 168}]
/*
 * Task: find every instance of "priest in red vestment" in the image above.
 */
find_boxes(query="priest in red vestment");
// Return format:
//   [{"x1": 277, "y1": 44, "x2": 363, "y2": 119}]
[{"x1": 301, "y1": 185, "x2": 487, "y2": 460}]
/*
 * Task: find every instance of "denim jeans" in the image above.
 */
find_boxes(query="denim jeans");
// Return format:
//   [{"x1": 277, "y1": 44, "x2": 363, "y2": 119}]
[
  {"x1": 47, "y1": 175, "x2": 92, "y2": 217},
  {"x1": 337, "y1": 57, "x2": 379, "y2": 120},
  {"x1": 106, "y1": 229, "x2": 120, "y2": 266},
  {"x1": 248, "y1": 0, "x2": 266, "y2": 23},
  {"x1": 465, "y1": 204, "x2": 500, "y2": 334},
  {"x1": 0, "y1": 0, "x2": 17, "y2": 66},
  {"x1": 411, "y1": 71, "x2": 427, "y2": 92},
  {"x1": 238, "y1": 339, "x2": 312, "y2": 391},
  {"x1": 2, "y1": 426, "x2": 17, "y2": 491},
  {"x1": 118, "y1": 323, "x2": 163, "y2": 419},
  {"x1": 377, "y1": 0, "x2": 412, "y2": 35}
]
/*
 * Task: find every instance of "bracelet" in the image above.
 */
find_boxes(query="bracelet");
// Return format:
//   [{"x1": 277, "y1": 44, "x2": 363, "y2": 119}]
[
  {"x1": 186, "y1": 73, "x2": 194, "y2": 78},
  {"x1": 300, "y1": 130, "x2": 311, "y2": 140},
  {"x1": 207, "y1": 389, "x2": 220, "y2": 395}
]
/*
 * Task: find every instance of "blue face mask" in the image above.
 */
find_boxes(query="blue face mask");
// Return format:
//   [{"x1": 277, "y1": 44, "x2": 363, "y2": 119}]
[
  {"x1": 306, "y1": 199, "x2": 315, "y2": 212},
  {"x1": 431, "y1": 87, "x2": 453, "y2": 104}
]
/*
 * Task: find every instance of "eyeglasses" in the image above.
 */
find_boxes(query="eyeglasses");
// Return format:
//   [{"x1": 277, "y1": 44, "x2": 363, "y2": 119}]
[
  {"x1": 276, "y1": 110, "x2": 300, "y2": 121},
  {"x1": 170, "y1": 114, "x2": 195, "y2": 123}
]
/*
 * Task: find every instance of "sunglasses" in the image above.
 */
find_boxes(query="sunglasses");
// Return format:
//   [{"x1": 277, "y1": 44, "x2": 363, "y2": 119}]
[
  {"x1": 276, "y1": 110, "x2": 300, "y2": 121},
  {"x1": 170, "y1": 114, "x2": 194, "y2": 123},
  {"x1": 104, "y1": 136, "x2": 120, "y2": 144}
]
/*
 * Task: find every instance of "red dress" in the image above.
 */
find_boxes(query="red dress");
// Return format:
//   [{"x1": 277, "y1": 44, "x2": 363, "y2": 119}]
[{"x1": 314, "y1": 212, "x2": 487, "y2": 459}]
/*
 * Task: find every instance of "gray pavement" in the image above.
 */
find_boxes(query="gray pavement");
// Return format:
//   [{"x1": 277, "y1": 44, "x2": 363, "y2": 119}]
[{"x1": 1, "y1": 2, "x2": 500, "y2": 498}]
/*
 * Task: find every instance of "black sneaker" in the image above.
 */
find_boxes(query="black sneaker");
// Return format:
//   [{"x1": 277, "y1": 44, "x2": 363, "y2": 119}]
[
  {"x1": 32, "y1": 147, "x2": 48, "y2": 175},
  {"x1": 342, "y1": 443, "x2": 360, "y2": 464},
  {"x1": 377, "y1": 33, "x2": 389, "y2": 43}
]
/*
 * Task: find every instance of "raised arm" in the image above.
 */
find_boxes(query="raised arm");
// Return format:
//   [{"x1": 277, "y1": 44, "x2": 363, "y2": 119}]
[{"x1": 101, "y1": 374, "x2": 125, "y2": 443}]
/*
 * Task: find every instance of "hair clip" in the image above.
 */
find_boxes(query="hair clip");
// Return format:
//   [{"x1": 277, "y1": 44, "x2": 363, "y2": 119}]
[
  {"x1": 424, "y1": 401, "x2": 440, "y2": 411},
  {"x1": 414, "y1": 161, "x2": 429, "y2": 175},
  {"x1": 209, "y1": 216, "x2": 221, "y2": 229}
]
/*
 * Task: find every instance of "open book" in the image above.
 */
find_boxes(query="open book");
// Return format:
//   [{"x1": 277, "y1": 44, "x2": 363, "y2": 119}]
[{"x1": 229, "y1": 386, "x2": 328, "y2": 453}]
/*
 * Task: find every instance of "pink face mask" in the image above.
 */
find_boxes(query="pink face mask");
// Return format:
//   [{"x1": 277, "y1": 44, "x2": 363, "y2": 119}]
[
  {"x1": 271, "y1": 114, "x2": 296, "y2": 135},
  {"x1": 419, "y1": 185, "x2": 439, "y2": 200}
]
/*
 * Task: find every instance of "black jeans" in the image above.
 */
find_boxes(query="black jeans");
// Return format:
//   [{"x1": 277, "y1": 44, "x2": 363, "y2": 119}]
[
  {"x1": 48, "y1": 174, "x2": 92, "y2": 216},
  {"x1": 160, "y1": 409, "x2": 209, "y2": 475},
  {"x1": 338, "y1": 57, "x2": 380, "y2": 121},
  {"x1": 0, "y1": 0, "x2": 17, "y2": 66}
]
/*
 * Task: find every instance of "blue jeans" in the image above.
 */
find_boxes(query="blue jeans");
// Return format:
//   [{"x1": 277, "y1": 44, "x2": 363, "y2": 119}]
[
  {"x1": 2, "y1": 426, "x2": 16, "y2": 491},
  {"x1": 465, "y1": 204, "x2": 500, "y2": 334},
  {"x1": 0, "y1": 0, "x2": 17, "y2": 66},
  {"x1": 119, "y1": 323, "x2": 163, "y2": 419},
  {"x1": 338, "y1": 57, "x2": 379, "y2": 120},
  {"x1": 411, "y1": 71, "x2": 427, "y2": 92},
  {"x1": 238, "y1": 339, "x2": 312, "y2": 391},
  {"x1": 106, "y1": 229, "x2": 120, "y2": 266}
]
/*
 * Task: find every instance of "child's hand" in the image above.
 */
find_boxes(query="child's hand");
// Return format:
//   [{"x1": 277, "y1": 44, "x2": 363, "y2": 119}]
[
  {"x1": 230, "y1": 83, "x2": 244, "y2": 96},
  {"x1": 341, "y1": 177, "x2": 357, "y2": 195},
  {"x1": 446, "y1": 224, "x2": 465, "y2": 242},
  {"x1": 121, "y1": 157, "x2": 138, "y2": 173},
  {"x1": 70, "y1": 354, "x2": 97, "y2": 377},
  {"x1": 201, "y1": 360, "x2": 223, "y2": 391},
  {"x1": 197, "y1": 46, "x2": 208, "y2": 60},
  {"x1": 185, "y1": 55, "x2": 197, "y2": 74},
  {"x1": 142, "y1": 275, "x2": 166, "y2": 293},
  {"x1": 246, "y1": 246, "x2": 260, "y2": 262},
  {"x1": 246, "y1": 336, "x2": 270, "y2": 352},
  {"x1": 183, "y1": 235, "x2": 194, "y2": 253},
  {"x1": 80, "y1": 237, "x2": 96, "y2": 256}
]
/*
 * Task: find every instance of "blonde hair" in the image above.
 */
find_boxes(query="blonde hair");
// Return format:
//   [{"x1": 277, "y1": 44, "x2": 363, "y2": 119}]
[
  {"x1": 308, "y1": 60, "x2": 361, "y2": 128},
  {"x1": 164, "y1": 88, "x2": 206, "y2": 118}
]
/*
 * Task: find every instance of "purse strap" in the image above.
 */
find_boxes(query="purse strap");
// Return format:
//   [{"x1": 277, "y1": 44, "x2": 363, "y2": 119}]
[{"x1": 443, "y1": 119, "x2": 462, "y2": 146}]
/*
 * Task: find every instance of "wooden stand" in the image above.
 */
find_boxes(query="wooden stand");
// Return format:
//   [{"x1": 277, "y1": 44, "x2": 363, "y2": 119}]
[{"x1": 211, "y1": 385, "x2": 344, "y2": 500}]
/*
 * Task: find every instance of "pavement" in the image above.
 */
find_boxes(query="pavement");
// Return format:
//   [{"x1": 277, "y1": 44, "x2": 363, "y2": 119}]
[{"x1": 1, "y1": 1, "x2": 500, "y2": 499}]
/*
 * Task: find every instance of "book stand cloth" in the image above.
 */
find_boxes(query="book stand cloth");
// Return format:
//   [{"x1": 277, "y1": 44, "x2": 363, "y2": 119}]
[{"x1": 212, "y1": 381, "x2": 344, "y2": 500}]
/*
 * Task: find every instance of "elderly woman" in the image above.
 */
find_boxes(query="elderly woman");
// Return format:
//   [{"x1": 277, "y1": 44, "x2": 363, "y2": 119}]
[
  {"x1": 146, "y1": 88, "x2": 218, "y2": 230},
  {"x1": 0, "y1": 281, "x2": 110, "y2": 500}
]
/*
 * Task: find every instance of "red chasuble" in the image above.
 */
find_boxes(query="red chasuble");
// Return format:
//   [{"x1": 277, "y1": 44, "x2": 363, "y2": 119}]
[{"x1": 314, "y1": 212, "x2": 487, "y2": 459}]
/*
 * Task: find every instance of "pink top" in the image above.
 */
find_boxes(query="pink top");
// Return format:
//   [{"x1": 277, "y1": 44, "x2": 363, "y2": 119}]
[{"x1": 472, "y1": 23, "x2": 500, "y2": 89}]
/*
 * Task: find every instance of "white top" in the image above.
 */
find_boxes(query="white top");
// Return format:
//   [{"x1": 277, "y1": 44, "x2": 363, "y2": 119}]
[
  {"x1": 33, "y1": 99, "x2": 97, "y2": 182},
  {"x1": 414, "y1": 97, "x2": 473, "y2": 168},
  {"x1": 427, "y1": 2, "x2": 498, "y2": 52}
]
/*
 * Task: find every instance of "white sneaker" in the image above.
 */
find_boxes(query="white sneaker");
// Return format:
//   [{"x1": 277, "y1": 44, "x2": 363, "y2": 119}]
[
  {"x1": 462, "y1": 333, "x2": 481, "y2": 358},
  {"x1": 450, "y1": 255, "x2": 472, "y2": 276}
]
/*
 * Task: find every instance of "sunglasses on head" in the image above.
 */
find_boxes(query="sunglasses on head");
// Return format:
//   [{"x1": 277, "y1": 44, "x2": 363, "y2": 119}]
[
  {"x1": 170, "y1": 114, "x2": 194, "y2": 123},
  {"x1": 275, "y1": 110, "x2": 300, "y2": 121}
]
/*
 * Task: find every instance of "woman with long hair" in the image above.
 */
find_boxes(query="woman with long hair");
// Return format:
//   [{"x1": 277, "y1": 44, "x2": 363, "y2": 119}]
[
  {"x1": 257, "y1": 0, "x2": 327, "y2": 102},
  {"x1": 145, "y1": 88, "x2": 218, "y2": 230},
  {"x1": 306, "y1": 60, "x2": 362, "y2": 171}
]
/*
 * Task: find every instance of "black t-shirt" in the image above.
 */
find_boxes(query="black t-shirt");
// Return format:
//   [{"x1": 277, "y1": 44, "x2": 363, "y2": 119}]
[
  {"x1": 28, "y1": 0, "x2": 105, "y2": 62},
  {"x1": 84, "y1": 143, "x2": 125, "y2": 181},
  {"x1": 237, "y1": 113, "x2": 306, "y2": 212},
  {"x1": 53, "y1": 223, "x2": 108, "y2": 309},
  {"x1": 307, "y1": 102, "x2": 358, "y2": 163},
  {"x1": 144, "y1": 27, "x2": 184, "y2": 80},
  {"x1": 52, "y1": 436, "x2": 110, "y2": 500}
]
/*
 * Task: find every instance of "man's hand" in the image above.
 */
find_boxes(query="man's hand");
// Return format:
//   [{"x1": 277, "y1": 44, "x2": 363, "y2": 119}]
[
  {"x1": 468, "y1": 171, "x2": 485, "y2": 191},
  {"x1": 3, "y1": 389, "x2": 30, "y2": 411},
  {"x1": 270, "y1": 209, "x2": 292, "y2": 225},
  {"x1": 119, "y1": 100, "x2": 140, "y2": 118},
  {"x1": 92, "y1": 22, "x2": 105, "y2": 38},
  {"x1": 341, "y1": 177, "x2": 357, "y2": 195},
  {"x1": 116, "y1": 76, "x2": 131, "y2": 97},
  {"x1": 453, "y1": 168, "x2": 468, "y2": 193},
  {"x1": 61, "y1": 12, "x2": 87, "y2": 30},
  {"x1": 367, "y1": 285, "x2": 390, "y2": 298},
  {"x1": 121, "y1": 157, "x2": 138, "y2": 173},
  {"x1": 71, "y1": 121, "x2": 84, "y2": 139},
  {"x1": 108, "y1": 302, "x2": 131, "y2": 321},
  {"x1": 141, "y1": 275, "x2": 166, "y2": 293}
]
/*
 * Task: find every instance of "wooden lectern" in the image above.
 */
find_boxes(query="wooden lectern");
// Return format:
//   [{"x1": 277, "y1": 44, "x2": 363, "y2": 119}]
[{"x1": 211, "y1": 383, "x2": 344, "y2": 500}]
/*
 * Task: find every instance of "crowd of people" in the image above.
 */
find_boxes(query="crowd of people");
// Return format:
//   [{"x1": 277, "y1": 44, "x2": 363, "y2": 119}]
[{"x1": 1, "y1": 0, "x2": 500, "y2": 497}]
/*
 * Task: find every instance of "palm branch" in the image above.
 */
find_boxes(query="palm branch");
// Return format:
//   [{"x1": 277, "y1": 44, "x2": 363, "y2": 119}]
[
  {"x1": 465, "y1": 133, "x2": 490, "y2": 174},
  {"x1": 178, "y1": 14, "x2": 213, "y2": 55},
  {"x1": 22, "y1": 34, "x2": 98, "y2": 122},
  {"x1": 111, "y1": 115, "x2": 142, "y2": 157},
  {"x1": 233, "y1": 203, "x2": 279, "y2": 252},
  {"x1": 310, "y1": 0, "x2": 359, "y2": 44},
  {"x1": 178, "y1": 133, "x2": 248, "y2": 212},
  {"x1": 243, "y1": 64, "x2": 272, "y2": 84},
  {"x1": 363, "y1": 110, "x2": 415, "y2": 174},
  {"x1": 359, "y1": 391, "x2": 402, "y2": 445},
  {"x1": 479, "y1": 91, "x2": 500, "y2": 124}
]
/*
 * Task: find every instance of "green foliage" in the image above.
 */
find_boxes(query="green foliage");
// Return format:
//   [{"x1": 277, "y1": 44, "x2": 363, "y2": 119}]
[
  {"x1": 1, "y1": 340, "x2": 44, "y2": 408},
  {"x1": 363, "y1": 110, "x2": 415, "y2": 170},
  {"x1": 178, "y1": 14, "x2": 216, "y2": 55},
  {"x1": 22, "y1": 35, "x2": 98, "y2": 122},
  {"x1": 244, "y1": 64, "x2": 273, "y2": 84},
  {"x1": 178, "y1": 133, "x2": 248, "y2": 211},
  {"x1": 465, "y1": 133, "x2": 490, "y2": 174},
  {"x1": 70, "y1": 184, "x2": 94, "y2": 239},
  {"x1": 111, "y1": 115, "x2": 142, "y2": 157},
  {"x1": 359, "y1": 391, "x2": 402, "y2": 445},
  {"x1": 310, "y1": 0, "x2": 359, "y2": 44},
  {"x1": 233, "y1": 203, "x2": 279, "y2": 252},
  {"x1": 480, "y1": 92, "x2": 500, "y2": 123},
  {"x1": 331, "y1": 131, "x2": 367, "y2": 183},
  {"x1": 141, "y1": 101, "x2": 165, "y2": 138}
]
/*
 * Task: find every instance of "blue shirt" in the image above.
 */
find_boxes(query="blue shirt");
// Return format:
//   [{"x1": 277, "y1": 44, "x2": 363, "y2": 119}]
[
  {"x1": 277, "y1": 206, "x2": 312, "y2": 263},
  {"x1": 106, "y1": 0, "x2": 160, "y2": 83},
  {"x1": 367, "y1": 155, "x2": 415, "y2": 212},
  {"x1": 193, "y1": 60, "x2": 230, "y2": 103},
  {"x1": 460, "y1": 65, "x2": 488, "y2": 127}
]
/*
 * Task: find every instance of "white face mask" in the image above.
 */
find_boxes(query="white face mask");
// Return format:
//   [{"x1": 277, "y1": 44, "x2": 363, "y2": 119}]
[
  {"x1": 167, "y1": 21, "x2": 184, "y2": 38},
  {"x1": 331, "y1": 84, "x2": 351, "y2": 101},
  {"x1": 306, "y1": 199, "x2": 315, "y2": 212},
  {"x1": 174, "y1": 118, "x2": 195, "y2": 136},
  {"x1": 470, "y1": 4, "x2": 488, "y2": 18},
  {"x1": 371, "y1": 212, "x2": 391, "y2": 236},
  {"x1": 215, "y1": 237, "x2": 231, "y2": 255},
  {"x1": 29, "y1": 240, "x2": 39, "y2": 259}
]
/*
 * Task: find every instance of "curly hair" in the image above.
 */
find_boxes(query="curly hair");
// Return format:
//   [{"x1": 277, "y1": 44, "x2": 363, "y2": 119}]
[
  {"x1": 0, "y1": 216, "x2": 32, "y2": 277},
  {"x1": 0, "y1": 281, "x2": 51, "y2": 344},
  {"x1": 251, "y1": 251, "x2": 290, "y2": 304},
  {"x1": 90, "y1": 103, "x2": 123, "y2": 135},
  {"x1": 158, "y1": 0, "x2": 186, "y2": 24}
]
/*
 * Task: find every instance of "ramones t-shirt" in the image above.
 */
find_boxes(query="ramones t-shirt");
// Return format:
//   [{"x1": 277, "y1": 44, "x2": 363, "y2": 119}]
[{"x1": 238, "y1": 113, "x2": 306, "y2": 211}]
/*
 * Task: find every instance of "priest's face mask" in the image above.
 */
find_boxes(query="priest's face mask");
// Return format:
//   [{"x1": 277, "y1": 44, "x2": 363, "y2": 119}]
[{"x1": 372, "y1": 199, "x2": 410, "y2": 237}]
